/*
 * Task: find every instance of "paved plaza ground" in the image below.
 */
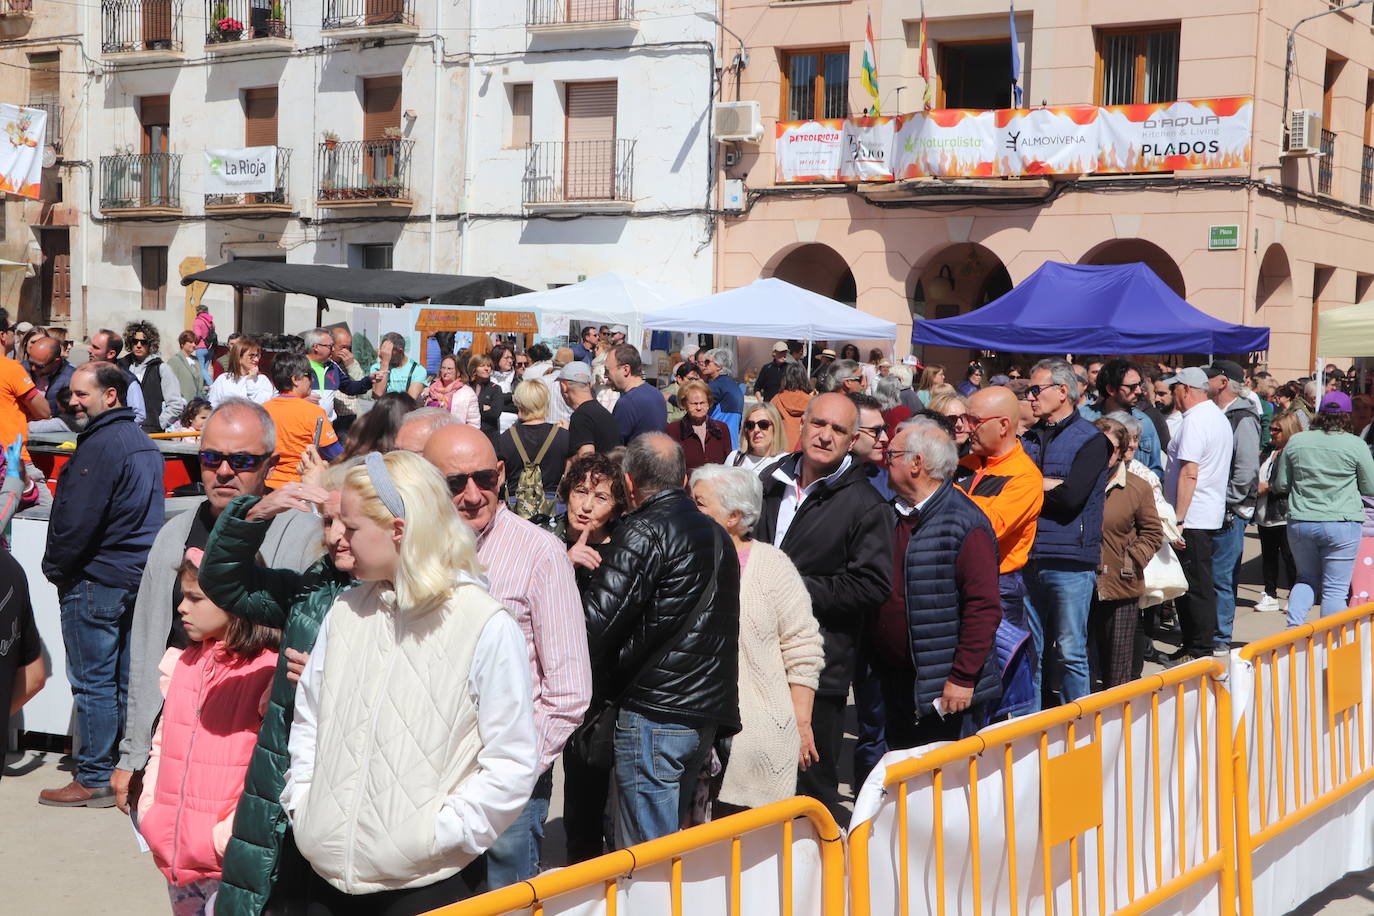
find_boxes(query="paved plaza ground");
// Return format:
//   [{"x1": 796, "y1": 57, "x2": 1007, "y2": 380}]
[{"x1": 2, "y1": 530, "x2": 1370, "y2": 914}]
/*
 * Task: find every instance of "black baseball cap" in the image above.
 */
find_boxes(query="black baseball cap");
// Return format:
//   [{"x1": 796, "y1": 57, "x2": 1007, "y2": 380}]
[{"x1": 1204, "y1": 359, "x2": 1245, "y2": 384}]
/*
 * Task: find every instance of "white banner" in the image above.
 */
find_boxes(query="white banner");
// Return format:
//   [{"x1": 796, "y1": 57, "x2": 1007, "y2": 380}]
[
  {"x1": 998, "y1": 106, "x2": 1102, "y2": 176},
  {"x1": 839, "y1": 117, "x2": 896, "y2": 182},
  {"x1": 891, "y1": 110, "x2": 998, "y2": 179},
  {"x1": 204, "y1": 146, "x2": 277, "y2": 194},
  {"x1": 774, "y1": 120, "x2": 846, "y2": 183},
  {"x1": 1, "y1": 104, "x2": 48, "y2": 200}
]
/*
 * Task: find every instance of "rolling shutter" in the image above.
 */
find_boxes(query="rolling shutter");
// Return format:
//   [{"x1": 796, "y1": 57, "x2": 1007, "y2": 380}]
[
  {"x1": 244, "y1": 87, "x2": 278, "y2": 147},
  {"x1": 565, "y1": 81, "x2": 616, "y2": 142},
  {"x1": 564, "y1": 82, "x2": 616, "y2": 199},
  {"x1": 511, "y1": 83, "x2": 532, "y2": 148},
  {"x1": 28, "y1": 52, "x2": 59, "y2": 104},
  {"x1": 363, "y1": 75, "x2": 402, "y2": 140}
]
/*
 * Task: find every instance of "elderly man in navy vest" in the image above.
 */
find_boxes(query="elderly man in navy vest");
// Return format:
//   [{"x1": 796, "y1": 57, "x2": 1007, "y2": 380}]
[
  {"x1": 868, "y1": 416, "x2": 1002, "y2": 749},
  {"x1": 1021, "y1": 359, "x2": 1112, "y2": 709}
]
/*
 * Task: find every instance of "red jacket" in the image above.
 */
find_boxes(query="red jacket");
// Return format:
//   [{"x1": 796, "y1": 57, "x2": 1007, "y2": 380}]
[
  {"x1": 139, "y1": 642, "x2": 277, "y2": 885},
  {"x1": 667, "y1": 417, "x2": 731, "y2": 471}
]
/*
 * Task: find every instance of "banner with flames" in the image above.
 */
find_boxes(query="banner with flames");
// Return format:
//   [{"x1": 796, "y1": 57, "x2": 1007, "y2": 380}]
[
  {"x1": 0, "y1": 103, "x2": 47, "y2": 200},
  {"x1": 774, "y1": 97, "x2": 1253, "y2": 183}
]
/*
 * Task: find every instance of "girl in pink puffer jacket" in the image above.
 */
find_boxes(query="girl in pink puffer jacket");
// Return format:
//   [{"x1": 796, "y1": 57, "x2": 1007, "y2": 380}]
[{"x1": 137, "y1": 548, "x2": 280, "y2": 915}]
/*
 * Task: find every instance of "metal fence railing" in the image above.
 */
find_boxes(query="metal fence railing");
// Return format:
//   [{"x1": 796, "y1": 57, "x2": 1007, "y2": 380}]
[
  {"x1": 99, "y1": 152, "x2": 181, "y2": 209},
  {"x1": 206, "y1": 147, "x2": 291, "y2": 209},
  {"x1": 1361, "y1": 144, "x2": 1373, "y2": 206},
  {"x1": 315, "y1": 138, "x2": 413, "y2": 202},
  {"x1": 28, "y1": 102, "x2": 60, "y2": 149},
  {"x1": 2, "y1": 0, "x2": 34, "y2": 13},
  {"x1": 205, "y1": 0, "x2": 290, "y2": 43},
  {"x1": 321, "y1": 0, "x2": 412, "y2": 30},
  {"x1": 100, "y1": 0, "x2": 183, "y2": 53},
  {"x1": 523, "y1": 138, "x2": 634, "y2": 205},
  {"x1": 527, "y1": 0, "x2": 633, "y2": 25},
  {"x1": 1319, "y1": 129, "x2": 1336, "y2": 195}
]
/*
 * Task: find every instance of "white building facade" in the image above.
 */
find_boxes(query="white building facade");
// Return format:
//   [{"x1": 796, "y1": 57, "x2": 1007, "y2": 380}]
[{"x1": 462, "y1": 0, "x2": 718, "y2": 299}]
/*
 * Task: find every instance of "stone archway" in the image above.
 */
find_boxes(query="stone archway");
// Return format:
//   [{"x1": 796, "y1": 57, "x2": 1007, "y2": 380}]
[
  {"x1": 1255, "y1": 244, "x2": 1292, "y2": 313},
  {"x1": 1079, "y1": 238, "x2": 1186, "y2": 298},
  {"x1": 767, "y1": 243, "x2": 857, "y2": 306},
  {"x1": 908, "y1": 242, "x2": 1011, "y2": 370}
]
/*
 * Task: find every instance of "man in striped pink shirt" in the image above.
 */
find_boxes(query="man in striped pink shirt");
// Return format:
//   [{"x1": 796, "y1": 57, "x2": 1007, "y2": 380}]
[{"x1": 424, "y1": 424, "x2": 592, "y2": 888}]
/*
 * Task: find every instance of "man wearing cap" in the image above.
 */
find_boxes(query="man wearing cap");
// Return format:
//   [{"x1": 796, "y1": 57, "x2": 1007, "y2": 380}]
[
  {"x1": 560, "y1": 360, "x2": 619, "y2": 457},
  {"x1": 1204, "y1": 359, "x2": 1261, "y2": 652},
  {"x1": 755, "y1": 342, "x2": 791, "y2": 404},
  {"x1": 1162, "y1": 367, "x2": 1235, "y2": 662}
]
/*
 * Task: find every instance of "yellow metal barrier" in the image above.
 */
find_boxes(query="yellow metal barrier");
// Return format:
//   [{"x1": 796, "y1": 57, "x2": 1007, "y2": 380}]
[
  {"x1": 849, "y1": 659, "x2": 1235, "y2": 916},
  {"x1": 427, "y1": 795, "x2": 845, "y2": 916},
  {"x1": 1232, "y1": 602, "x2": 1374, "y2": 916}
]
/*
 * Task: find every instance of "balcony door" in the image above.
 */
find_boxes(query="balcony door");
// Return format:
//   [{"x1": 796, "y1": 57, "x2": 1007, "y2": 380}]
[
  {"x1": 245, "y1": 87, "x2": 279, "y2": 203},
  {"x1": 142, "y1": 0, "x2": 173, "y2": 49},
  {"x1": 565, "y1": 81, "x2": 616, "y2": 200},
  {"x1": 365, "y1": 0, "x2": 404, "y2": 26},
  {"x1": 363, "y1": 75, "x2": 402, "y2": 187},
  {"x1": 140, "y1": 95, "x2": 170, "y2": 207}
]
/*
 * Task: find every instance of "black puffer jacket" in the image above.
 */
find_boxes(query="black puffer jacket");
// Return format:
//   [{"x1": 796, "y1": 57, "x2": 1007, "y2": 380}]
[
  {"x1": 581, "y1": 488, "x2": 741, "y2": 734},
  {"x1": 754, "y1": 454, "x2": 894, "y2": 697}
]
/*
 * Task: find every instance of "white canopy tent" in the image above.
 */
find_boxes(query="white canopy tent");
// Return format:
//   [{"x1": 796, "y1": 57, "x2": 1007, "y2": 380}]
[
  {"x1": 643, "y1": 278, "x2": 897, "y2": 364},
  {"x1": 0, "y1": 259, "x2": 34, "y2": 277},
  {"x1": 1316, "y1": 300, "x2": 1374, "y2": 358},
  {"x1": 483, "y1": 271, "x2": 689, "y2": 349}
]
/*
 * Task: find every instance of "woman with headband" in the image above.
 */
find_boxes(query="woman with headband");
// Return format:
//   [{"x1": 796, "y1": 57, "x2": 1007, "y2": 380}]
[{"x1": 281, "y1": 451, "x2": 537, "y2": 913}]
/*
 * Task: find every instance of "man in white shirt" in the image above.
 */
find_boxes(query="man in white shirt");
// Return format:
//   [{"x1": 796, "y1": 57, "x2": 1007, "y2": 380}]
[{"x1": 1162, "y1": 367, "x2": 1235, "y2": 662}]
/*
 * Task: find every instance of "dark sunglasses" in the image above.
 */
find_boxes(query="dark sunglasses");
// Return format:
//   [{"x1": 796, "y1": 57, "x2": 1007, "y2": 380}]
[
  {"x1": 515, "y1": 360, "x2": 530, "y2": 368},
  {"x1": 131, "y1": 336, "x2": 149, "y2": 344},
  {"x1": 199, "y1": 450, "x2": 272, "y2": 471},
  {"x1": 446, "y1": 469, "x2": 501, "y2": 494},
  {"x1": 743, "y1": 419, "x2": 773, "y2": 431},
  {"x1": 1118, "y1": 381, "x2": 1144, "y2": 391},
  {"x1": 1024, "y1": 384, "x2": 1061, "y2": 399}
]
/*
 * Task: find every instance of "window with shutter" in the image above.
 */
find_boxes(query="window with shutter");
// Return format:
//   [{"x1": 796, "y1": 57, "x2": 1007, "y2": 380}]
[
  {"x1": 139, "y1": 247, "x2": 168, "y2": 311},
  {"x1": 244, "y1": 87, "x2": 279, "y2": 147},
  {"x1": 363, "y1": 76, "x2": 403, "y2": 184},
  {"x1": 28, "y1": 52, "x2": 59, "y2": 104},
  {"x1": 510, "y1": 84, "x2": 532, "y2": 148},
  {"x1": 565, "y1": 82, "x2": 616, "y2": 199}
]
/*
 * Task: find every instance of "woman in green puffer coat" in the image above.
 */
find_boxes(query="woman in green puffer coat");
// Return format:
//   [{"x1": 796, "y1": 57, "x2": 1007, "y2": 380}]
[{"x1": 197, "y1": 484, "x2": 355, "y2": 916}]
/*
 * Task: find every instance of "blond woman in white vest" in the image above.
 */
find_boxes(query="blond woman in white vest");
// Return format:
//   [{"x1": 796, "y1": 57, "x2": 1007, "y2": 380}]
[{"x1": 281, "y1": 450, "x2": 537, "y2": 914}]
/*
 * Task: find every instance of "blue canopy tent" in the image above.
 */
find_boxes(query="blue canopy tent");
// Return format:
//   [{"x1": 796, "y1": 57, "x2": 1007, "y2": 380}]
[{"x1": 912, "y1": 261, "x2": 1270, "y2": 354}]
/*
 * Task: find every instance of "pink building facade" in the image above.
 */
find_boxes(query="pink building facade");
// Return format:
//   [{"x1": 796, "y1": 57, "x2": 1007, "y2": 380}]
[{"x1": 715, "y1": 0, "x2": 1374, "y2": 380}]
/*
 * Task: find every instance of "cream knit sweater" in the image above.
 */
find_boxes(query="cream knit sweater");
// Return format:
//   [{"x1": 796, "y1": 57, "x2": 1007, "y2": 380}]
[{"x1": 717, "y1": 541, "x2": 824, "y2": 810}]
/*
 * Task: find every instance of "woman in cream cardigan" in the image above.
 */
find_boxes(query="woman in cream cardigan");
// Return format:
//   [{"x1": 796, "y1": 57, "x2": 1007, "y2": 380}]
[
  {"x1": 281, "y1": 451, "x2": 537, "y2": 914},
  {"x1": 690, "y1": 464, "x2": 823, "y2": 814}
]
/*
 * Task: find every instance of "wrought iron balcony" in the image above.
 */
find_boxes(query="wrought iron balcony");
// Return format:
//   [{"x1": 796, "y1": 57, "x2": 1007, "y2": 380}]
[
  {"x1": 101, "y1": 0, "x2": 183, "y2": 56},
  {"x1": 205, "y1": 0, "x2": 291, "y2": 51},
  {"x1": 321, "y1": 0, "x2": 414, "y2": 36},
  {"x1": 1361, "y1": 144, "x2": 1372, "y2": 207},
  {"x1": 316, "y1": 138, "x2": 413, "y2": 208},
  {"x1": 1, "y1": 0, "x2": 34, "y2": 16},
  {"x1": 27, "y1": 102, "x2": 60, "y2": 149},
  {"x1": 527, "y1": 0, "x2": 634, "y2": 28},
  {"x1": 99, "y1": 152, "x2": 181, "y2": 213},
  {"x1": 523, "y1": 139, "x2": 634, "y2": 209},
  {"x1": 206, "y1": 147, "x2": 292, "y2": 213},
  {"x1": 1319, "y1": 129, "x2": 1335, "y2": 196}
]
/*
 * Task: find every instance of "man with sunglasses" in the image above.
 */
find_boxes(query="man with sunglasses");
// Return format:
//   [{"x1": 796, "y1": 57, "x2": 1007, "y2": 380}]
[
  {"x1": 1021, "y1": 359, "x2": 1112, "y2": 710},
  {"x1": 111, "y1": 397, "x2": 324, "y2": 816},
  {"x1": 571, "y1": 325, "x2": 599, "y2": 365},
  {"x1": 848, "y1": 393, "x2": 894, "y2": 500},
  {"x1": 24, "y1": 335, "x2": 75, "y2": 416},
  {"x1": 1079, "y1": 359, "x2": 1163, "y2": 481},
  {"x1": 39, "y1": 363, "x2": 165, "y2": 808},
  {"x1": 423, "y1": 423, "x2": 590, "y2": 887}
]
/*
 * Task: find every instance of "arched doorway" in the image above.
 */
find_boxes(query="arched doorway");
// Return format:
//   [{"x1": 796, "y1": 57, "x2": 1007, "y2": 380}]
[
  {"x1": 1255, "y1": 244, "x2": 1292, "y2": 313},
  {"x1": 767, "y1": 243, "x2": 857, "y2": 306},
  {"x1": 1079, "y1": 238, "x2": 1186, "y2": 298},
  {"x1": 909, "y1": 242, "x2": 1011, "y2": 372}
]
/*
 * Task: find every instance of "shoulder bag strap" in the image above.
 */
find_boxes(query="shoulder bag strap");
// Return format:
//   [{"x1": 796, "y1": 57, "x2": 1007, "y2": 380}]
[
  {"x1": 510, "y1": 426, "x2": 533, "y2": 464},
  {"x1": 532, "y1": 425, "x2": 559, "y2": 465}
]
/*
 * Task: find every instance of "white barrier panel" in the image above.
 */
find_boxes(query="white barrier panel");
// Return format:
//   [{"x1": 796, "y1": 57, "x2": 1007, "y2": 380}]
[
  {"x1": 850, "y1": 668, "x2": 1229, "y2": 916},
  {"x1": 1230, "y1": 614, "x2": 1374, "y2": 916}
]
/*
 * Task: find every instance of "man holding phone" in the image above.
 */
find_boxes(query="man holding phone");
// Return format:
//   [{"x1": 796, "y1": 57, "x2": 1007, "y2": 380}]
[{"x1": 262, "y1": 352, "x2": 342, "y2": 488}]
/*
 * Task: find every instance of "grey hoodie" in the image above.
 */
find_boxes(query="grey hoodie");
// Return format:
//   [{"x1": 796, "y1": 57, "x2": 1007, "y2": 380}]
[{"x1": 1222, "y1": 396, "x2": 1261, "y2": 520}]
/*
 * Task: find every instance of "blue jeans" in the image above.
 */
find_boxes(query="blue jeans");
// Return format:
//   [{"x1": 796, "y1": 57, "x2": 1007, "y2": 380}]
[
  {"x1": 1022, "y1": 561, "x2": 1096, "y2": 709},
  {"x1": 1212, "y1": 515, "x2": 1248, "y2": 649},
  {"x1": 485, "y1": 768, "x2": 553, "y2": 888},
  {"x1": 58, "y1": 580, "x2": 134, "y2": 788},
  {"x1": 612, "y1": 709, "x2": 714, "y2": 849},
  {"x1": 1286, "y1": 521, "x2": 1361, "y2": 627},
  {"x1": 194, "y1": 347, "x2": 213, "y2": 385}
]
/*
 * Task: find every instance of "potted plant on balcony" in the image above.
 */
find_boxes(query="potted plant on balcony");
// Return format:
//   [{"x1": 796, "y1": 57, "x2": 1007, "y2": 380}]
[
  {"x1": 382, "y1": 126, "x2": 403, "y2": 139},
  {"x1": 266, "y1": 0, "x2": 286, "y2": 37},
  {"x1": 321, "y1": 130, "x2": 338, "y2": 151},
  {"x1": 211, "y1": 3, "x2": 244, "y2": 42}
]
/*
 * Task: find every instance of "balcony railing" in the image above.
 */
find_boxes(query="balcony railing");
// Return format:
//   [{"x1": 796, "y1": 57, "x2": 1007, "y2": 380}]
[
  {"x1": 316, "y1": 138, "x2": 413, "y2": 205},
  {"x1": 101, "y1": 0, "x2": 183, "y2": 53},
  {"x1": 527, "y1": 0, "x2": 633, "y2": 26},
  {"x1": 1362, "y1": 144, "x2": 1373, "y2": 207},
  {"x1": 28, "y1": 102, "x2": 60, "y2": 149},
  {"x1": 321, "y1": 0, "x2": 412, "y2": 31},
  {"x1": 2, "y1": 0, "x2": 34, "y2": 15},
  {"x1": 206, "y1": 147, "x2": 291, "y2": 210},
  {"x1": 99, "y1": 152, "x2": 181, "y2": 211},
  {"x1": 205, "y1": 0, "x2": 290, "y2": 44},
  {"x1": 524, "y1": 139, "x2": 634, "y2": 205},
  {"x1": 1319, "y1": 129, "x2": 1335, "y2": 196}
]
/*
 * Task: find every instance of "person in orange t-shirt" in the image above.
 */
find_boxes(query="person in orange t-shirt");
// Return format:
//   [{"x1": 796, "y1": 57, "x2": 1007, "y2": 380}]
[
  {"x1": 954, "y1": 386, "x2": 1044, "y2": 719},
  {"x1": 0, "y1": 346, "x2": 53, "y2": 465},
  {"x1": 261, "y1": 353, "x2": 340, "y2": 490}
]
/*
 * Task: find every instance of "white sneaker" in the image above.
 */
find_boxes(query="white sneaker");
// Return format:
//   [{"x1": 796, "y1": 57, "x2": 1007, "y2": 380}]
[{"x1": 1254, "y1": 593, "x2": 1280, "y2": 612}]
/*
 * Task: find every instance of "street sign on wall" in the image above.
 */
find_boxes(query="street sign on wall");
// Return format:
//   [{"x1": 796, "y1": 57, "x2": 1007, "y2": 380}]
[{"x1": 1208, "y1": 225, "x2": 1240, "y2": 250}]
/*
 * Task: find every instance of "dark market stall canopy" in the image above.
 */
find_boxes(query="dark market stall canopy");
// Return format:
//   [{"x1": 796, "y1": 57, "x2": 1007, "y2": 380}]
[
  {"x1": 912, "y1": 261, "x2": 1270, "y2": 355},
  {"x1": 182, "y1": 261, "x2": 532, "y2": 305}
]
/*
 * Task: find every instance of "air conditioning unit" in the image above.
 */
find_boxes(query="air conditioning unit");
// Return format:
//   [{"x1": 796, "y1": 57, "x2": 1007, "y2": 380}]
[
  {"x1": 1285, "y1": 109, "x2": 1322, "y2": 157},
  {"x1": 714, "y1": 101, "x2": 763, "y2": 143}
]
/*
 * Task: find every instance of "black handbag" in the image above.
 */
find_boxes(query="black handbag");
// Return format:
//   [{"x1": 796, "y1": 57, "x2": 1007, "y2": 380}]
[{"x1": 570, "y1": 528, "x2": 723, "y2": 768}]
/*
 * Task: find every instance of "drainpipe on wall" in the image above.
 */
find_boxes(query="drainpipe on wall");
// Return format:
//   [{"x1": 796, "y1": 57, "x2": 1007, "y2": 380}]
[
  {"x1": 1242, "y1": 0, "x2": 1267, "y2": 333},
  {"x1": 79, "y1": 5, "x2": 91, "y2": 340},
  {"x1": 458, "y1": 0, "x2": 478, "y2": 273},
  {"x1": 428, "y1": 0, "x2": 442, "y2": 273}
]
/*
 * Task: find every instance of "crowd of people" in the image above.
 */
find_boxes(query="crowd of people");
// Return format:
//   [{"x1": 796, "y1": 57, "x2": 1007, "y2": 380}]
[{"x1": 1, "y1": 308, "x2": 1370, "y2": 916}]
